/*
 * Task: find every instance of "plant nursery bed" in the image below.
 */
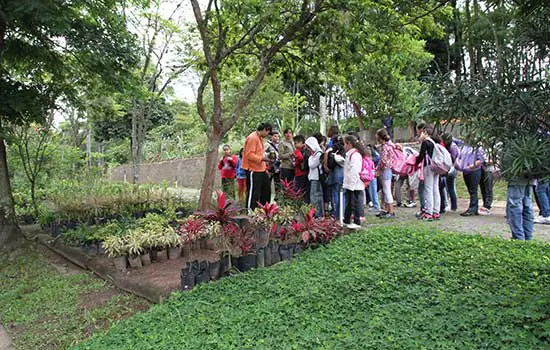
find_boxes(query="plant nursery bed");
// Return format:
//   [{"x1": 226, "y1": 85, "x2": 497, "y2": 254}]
[{"x1": 34, "y1": 232, "x2": 219, "y2": 303}]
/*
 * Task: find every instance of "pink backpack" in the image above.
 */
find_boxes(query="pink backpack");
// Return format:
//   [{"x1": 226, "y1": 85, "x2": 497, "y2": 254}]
[
  {"x1": 352, "y1": 151, "x2": 375, "y2": 182},
  {"x1": 387, "y1": 144, "x2": 405, "y2": 175}
]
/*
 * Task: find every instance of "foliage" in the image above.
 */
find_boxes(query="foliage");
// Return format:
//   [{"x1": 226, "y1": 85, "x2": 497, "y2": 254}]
[
  {"x1": 195, "y1": 192, "x2": 241, "y2": 225},
  {"x1": 0, "y1": 250, "x2": 149, "y2": 350},
  {"x1": 77, "y1": 226, "x2": 550, "y2": 349},
  {"x1": 278, "y1": 179, "x2": 306, "y2": 210}
]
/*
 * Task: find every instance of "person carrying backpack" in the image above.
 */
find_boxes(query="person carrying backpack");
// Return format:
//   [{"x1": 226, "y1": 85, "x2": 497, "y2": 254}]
[
  {"x1": 342, "y1": 135, "x2": 367, "y2": 229},
  {"x1": 365, "y1": 144, "x2": 380, "y2": 211},
  {"x1": 415, "y1": 125, "x2": 441, "y2": 221},
  {"x1": 375, "y1": 128, "x2": 397, "y2": 219},
  {"x1": 324, "y1": 134, "x2": 346, "y2": 221},
  {"x1": 293, "y1": 135, "x2": 309, "y2": 203},
  {"x1": 305, "y1": 136, "x2": 324, "y2": 218},
  {"x1": 455, "y1": 142, "x2": 485, "y2": 216}
]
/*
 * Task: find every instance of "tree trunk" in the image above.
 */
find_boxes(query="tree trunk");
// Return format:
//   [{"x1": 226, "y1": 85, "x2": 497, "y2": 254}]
[
  {"x1": 0, "y1": 132, "x2": 21, "y2": 247},
  {"x1": 318, "y1": 92, "x2": 328, "y2": 136},
  {"x1": 198, "y1": 127, "x2": 223, "y2": 210},
  {"x1": 351, "y1": 101, "x2": 365, "y2": 131},
  {"x1": 131, "y1": 107, "x2": 141, "y2": 184}
]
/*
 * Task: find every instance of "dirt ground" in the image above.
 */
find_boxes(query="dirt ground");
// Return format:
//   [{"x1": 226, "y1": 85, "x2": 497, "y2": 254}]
[{"x1": 364, "y1": 198, "x2": 550, "y2": 242}]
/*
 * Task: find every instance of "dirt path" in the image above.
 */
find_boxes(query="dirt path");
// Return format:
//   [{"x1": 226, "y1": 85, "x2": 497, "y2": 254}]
[
  {"x1": 364, "y1": 199, "x2": 550, "y2": 242},
  {"x1": 0, "y1": 325, "x2": 13, "y2": 350}
]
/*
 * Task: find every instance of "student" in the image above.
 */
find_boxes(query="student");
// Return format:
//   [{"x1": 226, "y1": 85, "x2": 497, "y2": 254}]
[
  {"x1": 305, "y1": 136, "x2": 324, "y2": 218},
  {"x1": 506, "y1": 175, "x2": 536, "y2": 240},
  {"x1": 293, "y1": 135, "x2": 309, "y2": 202},
  {"x1": 415, "y1": 125, "x2": 441, "y2": 221},
  {"x1": 375, "y1": 128, "x2": 396, "y2": 219},
  {"x1": 365, "y1": 144, "x2": 380, "y2": 211},
  {"x1": 394, "y1": 145, "x2": 417, "y2": 208},
  {"x1": 265, "y1": 130, "x2": 281, "y2": 199},
  {"x1": 278, "y1": 128, "x2": 295, "y2": 182},
  {"x1": 324, "y1": 134, "x2": 345, "y2": 220},
  {"x1": 441, "y1": 133, "x2": 459, "y2": 212},
  {"x1": 242, "y1": 123, "x2": 272, "y2": 211},
  {"x1": 479, "y1": 149, "x2": 495, "y2": 215},
  {"x1": 236, "y1": 148, "x2": 247, "y2": 204},
  {"x1": 342, "y1": 135, "x2": 367, "y2": 229},
  {"x1": 534, "y1": 179, "x2": 550, "y2": 224},
  {"x1": 415, "y1": 122, "x2": 427, "y2": 217},
  {"x1": 217, "y1": 144, "x2": 238, "y2": 199},
  {"x1": 455, "y1": 141, "x2": 485, "y2": 216}
]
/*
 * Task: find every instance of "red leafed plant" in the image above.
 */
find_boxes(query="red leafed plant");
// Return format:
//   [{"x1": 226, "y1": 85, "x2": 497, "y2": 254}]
[
  {"x1": 176, "y1": 216, "x2": 206, "y2": 243},
  {"x1": 290, "y1": 208, "x2": 342, "y2": 245},
  {"x1": 258, "y1": 202, "x2": 280, "y2": 220},
  {"x1": 195, "y1": 191, "x2": 240, "y2": 225},
  {"x1": 280, "y1": 179, "x2": 305, "y2": 201}
]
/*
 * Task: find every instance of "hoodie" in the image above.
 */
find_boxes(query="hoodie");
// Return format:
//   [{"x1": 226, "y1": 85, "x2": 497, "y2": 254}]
[{"x1": 305, "y1": 137, "x2": 323, "y2": 181}]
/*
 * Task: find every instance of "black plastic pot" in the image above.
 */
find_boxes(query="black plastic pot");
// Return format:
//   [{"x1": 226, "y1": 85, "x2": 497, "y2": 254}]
[
  {"x1": 279, "y1": 244, "x2": 292, "y2": 261},
  {"x1": 208, "y1": 260, "x2": 221, "y2": 280},
  {"x1": 256, "y1": 248, "x2": 265, "y2": 268},
  {"x1": 264, "y1": 245, "x2": 272, "y2": 267},
  {"x1": 255, "y1": 230, "x2": 269, "y2": 249},
  {"x1": 181, "y1": 261, "x2": 196, "y2": 291},
  {"x1": 237, "y1": 254, "x2": 257, "y2": 272},
  {"x1": 219, "y1": 254, "x2": 230, "y2": 276},
  {"x1": 195, "y1": 260, "x2": 210, "y2": 284},
  {"x1": 270, "y1": 241, "x2": 280, "y2": 265},
  {"x1": 294, "y1": 244, "x2": 303, "y2": 256}
]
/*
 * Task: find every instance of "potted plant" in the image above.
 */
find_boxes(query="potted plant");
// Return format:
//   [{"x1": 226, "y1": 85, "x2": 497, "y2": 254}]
[
  {"x1": 102, "y1": 235, "x2": 128, "y2": 272},
  {"x1": 126, "y1": 230, "x2": 145, "y2": 268},
  {"x1": 164, "y1": 228, "x2": 182, "y2": 259}
]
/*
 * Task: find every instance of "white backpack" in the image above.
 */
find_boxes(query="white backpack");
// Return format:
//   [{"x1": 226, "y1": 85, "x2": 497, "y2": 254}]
[{"x1": 427, "y1": 138, "x2": 453, "y2": 175}]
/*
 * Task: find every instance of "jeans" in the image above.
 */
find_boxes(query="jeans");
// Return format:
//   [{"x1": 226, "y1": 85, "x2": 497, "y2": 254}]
[
  {"x1": 445, "y1": 172, "x2": 458, "y2": 211},
  {"x1": 418, "y1": 181, "x2": 425, "y2": 211},
  {"x1": 309, "y1": 180, "x2": 324, "y2": 218},
  {"x1": 344, "y1": 189, "x2": 365, "y2": 225},
  {"x1": 535, "y1": 179, "x2": 550, "y2": 217},
  {"x1": 463, "y1": 169, "x2": 482, "y2": 213},
  {"x1": 330, "y1": 182, "x2": 345, "y2": 220},
  {"x1": 439, "y1": 176, "x2": 448, "y2": 213},
  {"x1": 480, "y1": 169, "x2": 494, "y2": 210},
  {"x1": 506, "y1": 184, "x2": 534, "y2": 240},
  {"x1": 423, "y1": 166, "x2": 440, "y2": 215},
  {"x1": 367, "y1": 178, "x2": 379, "y2": 209}
]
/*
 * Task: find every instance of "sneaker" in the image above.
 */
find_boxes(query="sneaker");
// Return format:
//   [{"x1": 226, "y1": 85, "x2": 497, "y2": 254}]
[
  {"x1": 405, "y1": 201, "x2": 417, "y2": 208},
  {"x1": 379, "y1": 212, "x2": 395, "y2": 219},
  {"x1": 535, "y1": 216, "x2": 550, "y2": 224},
  {"x1": 478, "y1": 207, "x2": 491, "y2": 216},
  {"x1": 460, "y1": 210, "x2": 478, "y2": 217},
  {"x1": 375, "y1": 210, "x2": 388, "y2": 217},
  {"x1": 415, "y1": 210, "x2": 425, "y2": 219},
  {"x1": 396, "y1": 202, "x2": 403, "y2": 207},
  {"x1": 346, "y1": 223, "x2": 362, "y2": 230},
  {"x1": 368, "y1": 201, "x2": 374, "y2": 208},
  {"x1": 433, "y1": 213, "x2": 441, "y2": 220},
  {"x1": 420, "y1": 213, "x2": 433, "y2": 221},
  {"x1": 368, "y1": 207, "x2": 381, "y2": 212}
]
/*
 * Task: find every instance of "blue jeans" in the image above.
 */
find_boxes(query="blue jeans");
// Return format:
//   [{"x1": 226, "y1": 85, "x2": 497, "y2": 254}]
[
  {"x1": 330, "y1": 182, "x2": 345, "y2": 220},
  {"x1": 310, "y1": 180, "x2": 324, "y2": 218},
  {"x1": 439, "y1": 176, "x2": 447, "y2": 213},
  {"x1": 367, "y1": 178, "x2": 379, "y2": 209},
  {"x1": 506, "y1": 184, "x2": 534, "y2": 240},
  {"x1": 344, "y1": 189, "x2": 365, "y2": 225},
  {"x1": 535, "y1": 179, "x2": 550, "y2": 217},
  {"x1": 446, "y1": 172, "x2": 458, "y2": 211},
  {"x1": 418, "y1": 181, "x2": 425, "y2": 211}
]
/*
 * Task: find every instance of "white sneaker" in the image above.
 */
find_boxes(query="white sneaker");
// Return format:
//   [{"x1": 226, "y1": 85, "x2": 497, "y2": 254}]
[
  {"x1": 478, "y1": 207, "x2": 491, "y2": 216},
  {"x1": 535, "y1": 216, "x2": 550, "y2": 224},
  {"x1": 346, "y1": 223, "x2": 362, "y2": 230},
  {"x1": 368, "y1": 201, "x2": 373, "y2": 208}
]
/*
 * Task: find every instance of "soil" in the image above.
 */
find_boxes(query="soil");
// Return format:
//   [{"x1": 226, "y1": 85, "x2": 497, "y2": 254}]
[{"x1": 369, "y1": 199, "x2": 550, "y2": 242}]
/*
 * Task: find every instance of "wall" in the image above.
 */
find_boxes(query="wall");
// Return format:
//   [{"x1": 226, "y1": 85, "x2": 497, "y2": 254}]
[{"x1": 109, "y1": 157, "x2": 220, "y2": 189}]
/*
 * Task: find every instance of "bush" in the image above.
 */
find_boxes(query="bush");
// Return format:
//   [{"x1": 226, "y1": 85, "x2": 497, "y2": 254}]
[{"x1": 76, "y1": 227, "x2": 550, "y2": 349}]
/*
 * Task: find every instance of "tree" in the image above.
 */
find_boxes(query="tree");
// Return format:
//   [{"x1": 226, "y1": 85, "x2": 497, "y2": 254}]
[{"x1": 0, "y1": 0, "x2": 138, "y2": 245}]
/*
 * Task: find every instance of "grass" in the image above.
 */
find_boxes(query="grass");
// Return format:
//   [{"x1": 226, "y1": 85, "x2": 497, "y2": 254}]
[
  {"x1": 0, "y1": 244, "x2": 150, "y2": 350},
  {"x1": 76, "y1": 226, "x2": 550, "y2": 349}
]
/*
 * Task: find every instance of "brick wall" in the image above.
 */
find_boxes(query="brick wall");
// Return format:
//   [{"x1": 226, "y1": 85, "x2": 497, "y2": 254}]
[{"x1": 109, "y1": 157, "x2": 220, "y2": 189}]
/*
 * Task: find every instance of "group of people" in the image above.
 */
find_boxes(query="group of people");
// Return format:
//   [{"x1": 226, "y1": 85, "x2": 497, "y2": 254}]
[{"x1": 217, "y1": 122, "x2": 549, "y2": 239}]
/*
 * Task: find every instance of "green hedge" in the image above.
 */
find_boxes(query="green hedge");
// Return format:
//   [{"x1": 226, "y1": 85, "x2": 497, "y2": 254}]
[{"x1": 76, "y1": 227, "x2": 550, "y2": 349}]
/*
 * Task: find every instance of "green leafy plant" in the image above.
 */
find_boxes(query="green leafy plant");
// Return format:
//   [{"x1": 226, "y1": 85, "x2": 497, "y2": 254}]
[{"x1": 102, "y1": 235, "x2": 128, "y2": 258}]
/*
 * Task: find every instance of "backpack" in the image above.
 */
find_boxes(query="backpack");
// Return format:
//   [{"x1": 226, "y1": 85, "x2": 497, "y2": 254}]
[
  {"x1": 300, "y1": 147, "x2": 309, "y2": 172},
  {"x1": 369, "y1": 145, "x2": 381, "y2": 167},
  {"x1": 352, "y1": 151, "x2": 375, "y2": 182},
  {"x1": 387, "y1": 144, "x2": 405, "y2": 175},
  {"x1": 427, "y1": 138, "x2": 453, "y2": 175}
]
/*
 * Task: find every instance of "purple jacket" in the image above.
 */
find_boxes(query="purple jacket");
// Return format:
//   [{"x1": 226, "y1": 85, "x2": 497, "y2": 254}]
[{"x1": 455, "y1": 145, "x2": 484, "y2": 174}]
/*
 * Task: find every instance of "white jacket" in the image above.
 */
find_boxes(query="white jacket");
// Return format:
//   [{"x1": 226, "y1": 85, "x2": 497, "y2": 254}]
[
  {"x1": 305, "y1": 137, "x2": 323, "y2": 181},
  {"x1": 343, "y1": 148, "x2": 364, "y2": 191}
]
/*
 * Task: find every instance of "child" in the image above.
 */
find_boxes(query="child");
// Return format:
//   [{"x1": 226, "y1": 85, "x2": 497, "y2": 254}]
[
  {"x1": 217, "y1": 144, "x2": 237, "y2": 199},
  {"x1": 342, "y1": 135, "x2": 367, "y2": 229},
  {"x1": 415, "y1": 125, "x2": 441, "y2": 221},
  {"x1": 305, "y1": 136, "x2": 324, "y2": 218},
  {"x1": 236, "y1": 148, "x2": 247, "y2": 204},
  {"x1": 375, "y1": 128, "x2": 397, "y2": 219},
  {"x1": 293, "y1": 135, "x2": 309, "y2": 203}
]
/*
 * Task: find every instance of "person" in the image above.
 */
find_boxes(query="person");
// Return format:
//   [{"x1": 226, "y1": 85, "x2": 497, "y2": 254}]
[
  {"x1": 479, "y1": 148, "x2": 495, "y2": 215},
  {"x1": 293, "y1": 135, "x2": 309, "y2": 202},
  {"x1": 342, "y1": 134, "x2": 366, "y2": 229},
  {"x1": 455, "y1": 141, "x2": 485, "y2": 216},
  {"x1": 305, "y1": 136, "x2": 324, "y2": 218},
  {"x1": 278, "y1": 128, "x2": 295, "y2": 182},
  {"x1": 415, "y1": 124, "x2": 441, "y2": 221},
  {"x1": 441, "y1": 133, "x2": 459, "y2": 212},
  {"x1": 375, "y1": 128, "x2": 396, "y2": 219},
  {"x1": 365, "y1": 144, "x2": 380, "y2": 211},
  {"x1": 265, "y1": 130, "x2": 281, "y2": 200},
  {"x1": 507, "y1": 176, "x2": 536, "y2": 240},
  {"x1": 236, "y1": 148, "x2": 247, "y2": 204},
  {"x1": 324, "y1": 134, "x2": 345, "y2": 220},
  {"x1": 217, "y1": 144, "x2": 238, "y2": 199},
  {"x1": 534, "y1": 178, "x2": 550, "y2": 224},
  {"x1": 383, "y1": 114, "x2": 394, "y2": 140},
  {"x1": 394, "y1": 145, "x2": 417, "y2": 208},
  {"x1": 415, "y1": 122, "x2": 427, "y2": 217},
  {"x1": 242, "y1": 123, "x2": 272, "y2": 211}
]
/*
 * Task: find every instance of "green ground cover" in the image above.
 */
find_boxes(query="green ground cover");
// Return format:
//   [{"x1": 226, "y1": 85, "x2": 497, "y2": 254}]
[
  {"x1": 0, "y1": 245, "x2": 150, "y2": 350},
  {"x1": 77, "y1": 226, "x2": 550, "y2": 349}
]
